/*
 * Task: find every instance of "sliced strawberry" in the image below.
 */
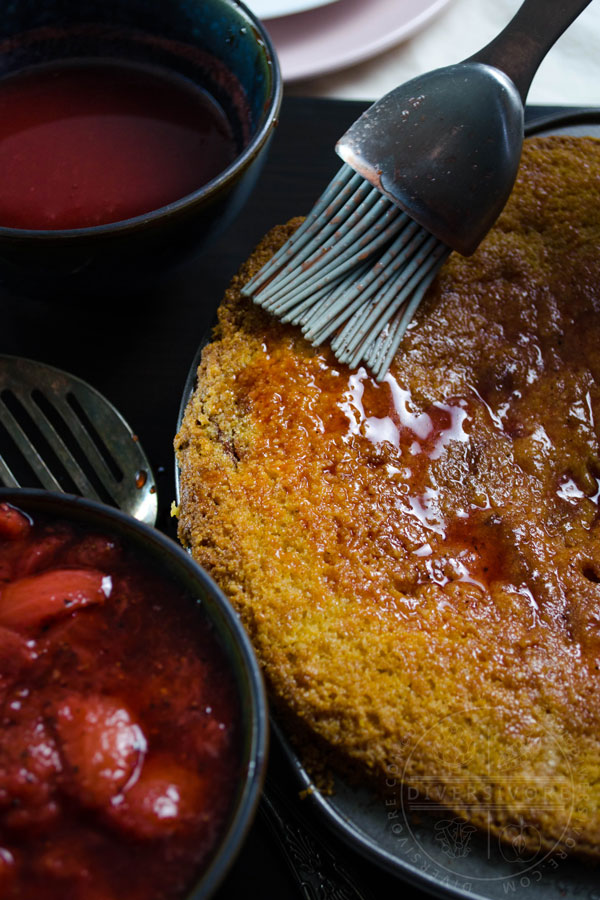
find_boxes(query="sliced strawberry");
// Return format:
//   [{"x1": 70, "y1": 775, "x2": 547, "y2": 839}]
[
  {"x1": 0, "y1": 717, "x2": 62, "y2": 833},
  {"x1": 64, "y1": 534, "x2": 122, "y2": 570},
  {"x1": 15, "y1": 531, "x2": 72, "y2": 578},
  {"x1": 0, "y1": 568, "x2": 111, "y2": 632},
  {"x1": 40, "y1": 608, "x2": 108, "y2": 675},
  {"x1": 0, "y1": 625, "x2": 37, "y2": 683},
  {"x1": 0, "y1": 503, "x2": 31, "y2": 540},
  {"x1": 108, "y1": 755, "x2": 207, "y2": 840},
  {"x1": 55, "y1": 694, "x2": 146, "y2": 807}
]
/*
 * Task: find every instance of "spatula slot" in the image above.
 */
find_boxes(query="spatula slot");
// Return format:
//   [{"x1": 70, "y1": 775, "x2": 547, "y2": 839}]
[
  {"x1": 30, "y1": 389, "x2": 118, "y2": 507},
  {"x1": 65, "y1": 392, "x2": 124, "y2": 483},
  {"x1": 0, "y1": 409, "x2": 45, "y2": 489},
  {"x1": 1, "y1": 388, "x2": 77, "y2": 494}
]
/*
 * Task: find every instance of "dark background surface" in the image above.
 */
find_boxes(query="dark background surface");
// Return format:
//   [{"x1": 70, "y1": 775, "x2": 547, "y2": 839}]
[{"x1": 0, "y1": 96, "x2": 580, "y2": 899}]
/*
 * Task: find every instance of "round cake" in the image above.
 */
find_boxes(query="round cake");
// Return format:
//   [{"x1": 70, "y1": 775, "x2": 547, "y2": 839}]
[{"x1": 175, "y1": 135, "x2": 600, "y2": 860}]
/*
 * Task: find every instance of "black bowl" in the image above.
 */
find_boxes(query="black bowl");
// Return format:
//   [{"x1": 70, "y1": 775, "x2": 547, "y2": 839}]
[
  {"x1": 0, "y1": 0, "x2": 282, "y2": 299},
  {"x1": 0, "y1": 487, "x2": 268, "y2": 900}
]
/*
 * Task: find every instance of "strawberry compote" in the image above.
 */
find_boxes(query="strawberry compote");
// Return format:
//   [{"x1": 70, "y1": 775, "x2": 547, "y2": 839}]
[{"x1": 0, "y1": 501, "x2": 240, "y2": 900}]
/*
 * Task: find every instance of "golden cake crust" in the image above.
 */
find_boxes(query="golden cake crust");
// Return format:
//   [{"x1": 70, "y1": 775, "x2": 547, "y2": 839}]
[{"x1": 175, "y1": 136, "x2": 600, "y2": 860}]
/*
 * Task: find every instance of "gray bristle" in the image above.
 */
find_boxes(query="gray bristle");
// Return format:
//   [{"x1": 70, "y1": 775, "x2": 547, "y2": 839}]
[{"x1": 243, "y1": 163, "x2": 451, "y2": 381}]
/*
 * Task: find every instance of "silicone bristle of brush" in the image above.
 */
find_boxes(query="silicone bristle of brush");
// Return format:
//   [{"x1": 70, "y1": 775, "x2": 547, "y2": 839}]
[{"x1": 244, "y1": 163, "x2": 450, "y2": 380}]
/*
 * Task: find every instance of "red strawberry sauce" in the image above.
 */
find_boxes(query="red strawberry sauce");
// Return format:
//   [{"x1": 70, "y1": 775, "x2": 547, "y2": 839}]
[
  {"x1": 0, "y1": 501, "x2": 240, "y2": 899},
  {"x1": 0, "y1": 59, "x2": 237, "y2": 230}
]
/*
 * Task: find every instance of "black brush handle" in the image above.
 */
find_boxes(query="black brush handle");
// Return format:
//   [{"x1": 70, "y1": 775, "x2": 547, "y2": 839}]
[{"x1": 470, "y1": 0, "x2": 593, "y2": 103}]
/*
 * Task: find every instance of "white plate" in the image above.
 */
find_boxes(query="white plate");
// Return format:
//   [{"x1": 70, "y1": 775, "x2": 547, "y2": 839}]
[
  {"x1": 264, "y1": 0, "x2": 453, "y2": 82},
  {"x1": 246, "y1": 0, "x2": 342, "y2": 19}
]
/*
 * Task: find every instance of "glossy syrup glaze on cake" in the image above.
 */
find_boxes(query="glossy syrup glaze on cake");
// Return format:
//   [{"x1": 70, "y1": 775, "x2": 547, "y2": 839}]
[{"x1": 175, "y1": 136, "x2": 600, "y2": 860}]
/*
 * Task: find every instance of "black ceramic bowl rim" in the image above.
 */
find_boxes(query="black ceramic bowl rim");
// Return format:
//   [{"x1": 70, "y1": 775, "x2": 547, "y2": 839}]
[
  {"x1": 0, "y1": 0, "x2": 282, "y2": 241},
  {"x1": 0, "y1": 487, "x2": 269, "y2": 900}
]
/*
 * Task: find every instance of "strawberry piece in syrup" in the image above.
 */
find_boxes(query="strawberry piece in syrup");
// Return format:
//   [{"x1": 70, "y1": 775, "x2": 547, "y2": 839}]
[
  {"x1": 55, "y1": 694, "x2": 146, "y2": 807},
  {"x1": 14, "y1": 531, "x2": 72, "y2": 578},
  {"x1": 0, "y1": 625, "x2": 36, "y2": 684},
  {"x1": 0, "y1": 503, "x2": 31, "y2": 541},
  {"x1": 0, "y1": 717, "x2": 62, "y2": 833},
  {"x1": 108, "y1": 755, "x2": 208, "y2": 840},
  {"x1": 0, "y1": 568, "x2": 111, "y2": 632}
]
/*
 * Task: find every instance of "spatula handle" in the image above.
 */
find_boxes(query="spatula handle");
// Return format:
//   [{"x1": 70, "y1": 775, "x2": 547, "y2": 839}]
[{"x1": 469, "y1": 0, "x2": 593, "y2": 104}]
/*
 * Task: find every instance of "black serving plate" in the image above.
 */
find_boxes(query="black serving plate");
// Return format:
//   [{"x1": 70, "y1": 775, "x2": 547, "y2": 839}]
[
  {"x1": 4, "y1": 99, "x2": 600, "y2": 900},
  {"x1": 175, "y1": 107, "x2": 600, "y2": 900}
]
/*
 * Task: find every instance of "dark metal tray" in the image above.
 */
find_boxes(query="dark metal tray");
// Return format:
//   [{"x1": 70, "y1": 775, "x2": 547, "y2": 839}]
[{"x1": 4, "y1": 98, "x2": 599, "y2": 899}]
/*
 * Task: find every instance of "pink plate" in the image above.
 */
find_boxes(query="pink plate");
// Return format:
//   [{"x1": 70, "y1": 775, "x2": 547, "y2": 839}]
[
  {"x1": 248, "y1": 0, "x2": 343, "y2": 19},
  {"x1": 264, "y1": 0, "x2": 453, "y2": 82}
]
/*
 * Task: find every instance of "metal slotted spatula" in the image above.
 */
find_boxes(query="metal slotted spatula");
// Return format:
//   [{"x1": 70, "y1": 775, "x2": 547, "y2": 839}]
[{"x1": 0, "y1": 355, "x2": 157, "y2": 526}]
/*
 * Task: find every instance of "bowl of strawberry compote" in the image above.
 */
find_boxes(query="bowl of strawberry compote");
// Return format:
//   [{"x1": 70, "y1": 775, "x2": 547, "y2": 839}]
[{"x1": 0, "y1": 489, "x2": 267, "y2": 900}]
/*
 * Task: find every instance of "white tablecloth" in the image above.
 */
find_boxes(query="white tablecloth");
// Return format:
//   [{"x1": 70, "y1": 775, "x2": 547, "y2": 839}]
[{"x1": 284, "y1": 0, "x2": 600, "y2": 107}]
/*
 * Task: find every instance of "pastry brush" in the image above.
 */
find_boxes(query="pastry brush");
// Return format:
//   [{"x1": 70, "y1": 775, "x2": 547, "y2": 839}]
[{"x1": 242, "y1": 0, "x2": 592, "y2": 380}]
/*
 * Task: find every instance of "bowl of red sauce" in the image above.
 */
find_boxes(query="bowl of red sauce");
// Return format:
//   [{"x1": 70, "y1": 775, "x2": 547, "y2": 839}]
[
  {"x1": 0, "y1": 488, "x2": 268, "y2": 900},
  {"x1": 0, "y1": 0, "x2": 281, "y2": 298}
]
